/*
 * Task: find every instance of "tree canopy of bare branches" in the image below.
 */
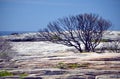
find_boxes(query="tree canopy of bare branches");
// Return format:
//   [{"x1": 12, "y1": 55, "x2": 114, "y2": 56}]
[{"x1": 39, "y1": 13, "x2": 111, "y2": 52}]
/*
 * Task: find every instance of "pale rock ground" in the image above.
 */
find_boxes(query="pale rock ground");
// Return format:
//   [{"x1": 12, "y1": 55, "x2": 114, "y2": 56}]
[
  {"x1": 11, "y1": 42, "x2": 120, "y2": 61},
  {"x1": 1, "y1": 31, "x2": 120, "y2": 79},
  {"x1": 1, "y1": 41, "x2": 118, "y2": 79}
]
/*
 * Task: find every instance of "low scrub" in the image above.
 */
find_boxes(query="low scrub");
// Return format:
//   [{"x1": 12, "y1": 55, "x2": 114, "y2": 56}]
[
  {"x1": 11, "y1": 33, "x2": 19, "y2": 35},
  {"x1": 56, "y1": 62, "x2": 90, "y2": 69},
  {"x1": 10, "y1": 38, "x2": 35, "y2": 42},
  {"x1": 100, "y1": 39, "x2": 112, "y2": 42},
  {"x1": 19, "y1": 73, "x2": 28, "y2": 79}
]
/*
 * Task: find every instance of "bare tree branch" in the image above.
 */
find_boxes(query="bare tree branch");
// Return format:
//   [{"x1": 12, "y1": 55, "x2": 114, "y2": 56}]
[{"x1": 39, "y1": 13, "x2": 111, "y2": 52}]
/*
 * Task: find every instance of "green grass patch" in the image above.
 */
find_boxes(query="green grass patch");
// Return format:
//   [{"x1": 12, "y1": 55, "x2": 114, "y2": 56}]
[
  {"x1": 56, "y1": 62, "x2": 67, "y2": 69},
  {"x1": 0, "y1": 70, "x2": 13, "y2": 77},
  {"x1": 0, "y1": 70, "x2": 28, "y2": 79},
  {"x1": 79, "y1": 63, "x2": 90, "y2": 67},
  {"x1": 100, "y1": 39, "x2": 112, "y2": 42},
  {"x1": 19, "y1": 73, "x2": 28, "y2": 79},
  {"x1": 56, "y1": 62, "x2": 90, "y2": 69},
  {"x1": 66, "y1": 63, "x2": 79, "y2": 69}
]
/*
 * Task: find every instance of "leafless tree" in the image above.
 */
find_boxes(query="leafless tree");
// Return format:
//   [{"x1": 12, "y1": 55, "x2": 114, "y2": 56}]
[{"x1": 39, "y1": 13, "x2": 111, "y2": 52}]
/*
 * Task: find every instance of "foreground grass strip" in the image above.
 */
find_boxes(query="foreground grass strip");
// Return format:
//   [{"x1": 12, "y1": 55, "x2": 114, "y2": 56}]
[{"x1": 0, "y1": 70, "x2": 13, "y2": 77}]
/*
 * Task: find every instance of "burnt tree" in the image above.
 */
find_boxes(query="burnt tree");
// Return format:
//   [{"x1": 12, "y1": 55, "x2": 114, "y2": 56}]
[{"x1": 39, "y1": 13, "x2": 111, "y2": 52}]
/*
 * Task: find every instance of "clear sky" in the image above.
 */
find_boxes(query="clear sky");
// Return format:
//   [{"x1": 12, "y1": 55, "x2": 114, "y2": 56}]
[{"x1": 0, "y1": 0, "x2": 120, "y2": 31}]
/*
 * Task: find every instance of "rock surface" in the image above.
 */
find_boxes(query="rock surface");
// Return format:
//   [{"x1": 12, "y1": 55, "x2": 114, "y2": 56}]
[{"x1": 0, "y1": 41, "x2": 120, "y2": 79}]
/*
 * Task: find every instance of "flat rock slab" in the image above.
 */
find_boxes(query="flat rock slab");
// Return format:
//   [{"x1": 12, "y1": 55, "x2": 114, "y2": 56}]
[
  {"x1": 1, "y1": 74, "x2": 120, "y2": 79},
  {"x1": 96, "y1": 74, "x2": 120, "y2": 79},
  {"x1": 1, "y1": 42, "x2": 120, "y2": 79}
]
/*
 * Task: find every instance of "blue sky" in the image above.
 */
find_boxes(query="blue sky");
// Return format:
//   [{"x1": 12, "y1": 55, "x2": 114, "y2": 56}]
[{"x1": 0, "y1": 0, "x2": 120, "y2": 31}]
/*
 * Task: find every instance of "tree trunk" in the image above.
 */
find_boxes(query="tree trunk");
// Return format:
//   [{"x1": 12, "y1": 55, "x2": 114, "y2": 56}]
[
  {"x1": 75, "y1": 47, "x2": 83, "y2": 52},
  {"x1": 85, "y1": 44, "x2": 90, "y2": 52}
]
